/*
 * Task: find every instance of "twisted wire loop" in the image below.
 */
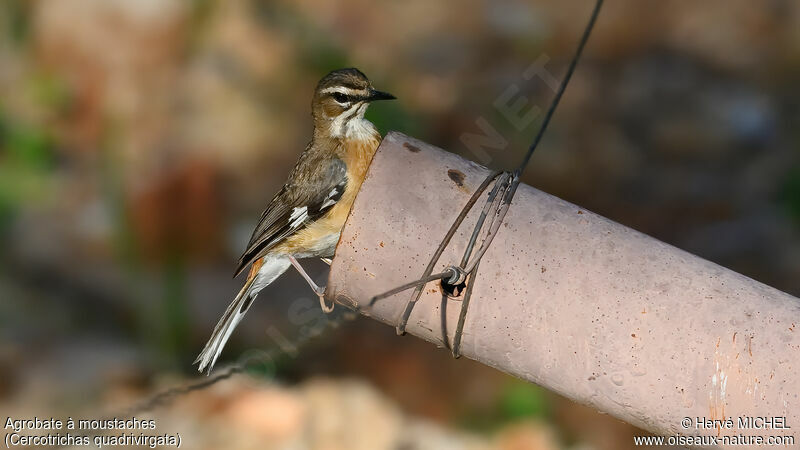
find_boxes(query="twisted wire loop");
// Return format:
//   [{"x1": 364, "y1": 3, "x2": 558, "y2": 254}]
[
  {"x1": 451, "y1": 257, "x2": 480, "y2": 358},
  {"x1": 371, "y1": 0, "x2": 604, "y2": 357},
  {"x1": 367, "y1": 170, "x2": 505, "y2": 334},
  {"x1": 367, "y1": 168, "x2": 514, "y2": 355}
]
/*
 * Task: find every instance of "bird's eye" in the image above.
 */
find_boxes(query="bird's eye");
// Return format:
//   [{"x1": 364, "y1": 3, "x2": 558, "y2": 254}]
[{"x1": 331, "y1": 92, "x2": 349, "y2": 103}]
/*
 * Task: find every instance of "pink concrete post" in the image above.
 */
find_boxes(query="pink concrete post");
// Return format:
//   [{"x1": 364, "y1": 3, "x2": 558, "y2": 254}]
[{"x1": 326, "y1": 132, "x2": 799, "y2": 445}]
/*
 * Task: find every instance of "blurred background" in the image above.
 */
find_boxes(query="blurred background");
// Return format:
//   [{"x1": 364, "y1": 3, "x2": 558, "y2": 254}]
[{"x1": 1, "y1": 0, "x2": 798, "y2": 449}]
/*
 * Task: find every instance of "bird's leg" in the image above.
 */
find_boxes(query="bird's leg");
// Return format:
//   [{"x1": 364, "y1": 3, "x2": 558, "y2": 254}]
[
  {"x1": 289, "y1": 255, "x2": 334, "y2": 313},
  {"x1": 289, "y1": 255, "x2": 325, "y2": 296}
]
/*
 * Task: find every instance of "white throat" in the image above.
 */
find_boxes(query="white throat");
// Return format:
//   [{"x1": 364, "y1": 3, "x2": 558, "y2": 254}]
[{"x1": 329, "y1": 102, "x2": 377, "y2": 140}]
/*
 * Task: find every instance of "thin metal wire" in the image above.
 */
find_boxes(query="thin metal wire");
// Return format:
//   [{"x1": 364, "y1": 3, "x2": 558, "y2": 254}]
[
  {"x1": 107, "y1": 314, "x2": 348, "y2": 420},
  {"x1": 460, "y1": 0, "x2": 604, "y2": 272},
  {"x1": 365, "y1": 170, "x2": 501, "y2": 334},
  {"x1": 378, "y1": 0, "x2": 604, "y2": 349},
  {"x1": 449, "y1": 0, "x2": 604, "y2": 353},
  {"x1": 369, "y1": 270, "x2": 455, "y2": 305},
  {"x1": 116, "y1": 363, "x2": 248, "y2": 417},
  {"x1": 451, "y1": 257, "x2": 480, "y2": 358},
  {"x1": 459, "y1": 172, "x2": 512, "y2": 268},
  {"x1": 393, "y1": 170, "x2": 500, "y2": 335},
  {"x1": 463, "y1": 171, "x2": 519, "y2": 274},
  {"x1": 441, "y1": 171, "x2": 512, "y2": 287},
  {"x1": 374, "y1": 169, "x2": 510, "y2": 336},
  {"x1": 517, "y1": 0, "x2": 604, "y2": 173}
]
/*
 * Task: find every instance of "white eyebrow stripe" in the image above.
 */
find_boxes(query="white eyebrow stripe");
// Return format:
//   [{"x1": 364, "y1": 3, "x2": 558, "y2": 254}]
[{"x1": 319, "y1": 86, "x2": 364, "y2": 96}]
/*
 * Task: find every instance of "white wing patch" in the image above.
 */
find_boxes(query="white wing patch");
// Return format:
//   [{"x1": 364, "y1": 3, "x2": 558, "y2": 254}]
[
  {"x1": 320, "y1": 187, "x2": 339, "y2": 209},
  {"x1": 289, "y1": 206, "x2": 308, "y2": 228}
]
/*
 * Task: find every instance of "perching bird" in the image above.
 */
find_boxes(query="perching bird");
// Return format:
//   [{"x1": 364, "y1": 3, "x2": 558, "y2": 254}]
[{"x1": 195, "y1": 68, "x2": 395, "y2": 373}]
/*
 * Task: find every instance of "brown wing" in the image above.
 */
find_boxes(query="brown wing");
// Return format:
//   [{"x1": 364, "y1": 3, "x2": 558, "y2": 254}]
[{"x1": 233, "y1": 152, "x2": 347, "y2": 277}]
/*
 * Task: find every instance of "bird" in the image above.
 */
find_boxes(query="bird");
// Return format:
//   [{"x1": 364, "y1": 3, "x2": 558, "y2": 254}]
[{"x1": 194, "y1": 68, "x2": 395, "y2": 373}]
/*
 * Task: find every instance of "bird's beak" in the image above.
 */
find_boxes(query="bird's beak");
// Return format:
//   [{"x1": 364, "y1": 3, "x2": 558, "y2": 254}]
[{"x1": 366, "y1": 89, "x2": 396, "y2": 102}]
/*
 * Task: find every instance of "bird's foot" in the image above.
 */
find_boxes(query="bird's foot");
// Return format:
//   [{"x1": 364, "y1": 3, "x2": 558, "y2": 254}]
[{"x1": 316, "y1": 287, "x2": 335, "y2": 313}]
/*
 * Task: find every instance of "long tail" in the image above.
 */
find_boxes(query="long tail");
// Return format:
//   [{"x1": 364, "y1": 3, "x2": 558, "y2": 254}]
[{"x1": 194, "y1": 255, "x2": 290, "y2": 374}]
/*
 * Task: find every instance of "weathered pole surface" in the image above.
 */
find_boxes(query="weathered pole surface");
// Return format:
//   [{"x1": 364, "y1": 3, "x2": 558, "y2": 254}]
[{"x1": 326, "y1": 132, "x2": 799, "y2": 445}]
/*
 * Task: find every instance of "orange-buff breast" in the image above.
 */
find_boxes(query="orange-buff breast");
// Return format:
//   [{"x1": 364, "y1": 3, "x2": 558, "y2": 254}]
[{"x1": 276, "y1": 134, "x2": 381, "y2": 255}]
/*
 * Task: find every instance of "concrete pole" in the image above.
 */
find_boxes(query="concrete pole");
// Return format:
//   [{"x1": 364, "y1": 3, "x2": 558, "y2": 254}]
[{"x1": 326, "y1": 132, "x2": 799, "y2": 445}]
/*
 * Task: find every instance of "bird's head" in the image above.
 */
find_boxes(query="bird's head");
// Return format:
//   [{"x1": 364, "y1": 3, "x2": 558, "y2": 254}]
[{"x1": 312, "y1": 68, "x2": 395, "y2": 137}]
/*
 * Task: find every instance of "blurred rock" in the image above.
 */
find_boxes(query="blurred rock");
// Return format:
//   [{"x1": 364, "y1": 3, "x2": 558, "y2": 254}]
[
  {"x1": 33, "y1": 0, "x2": 188, "y2": 164},
  {"x1": 493, "y1": 421, "x2": 559, "y2": 450}
]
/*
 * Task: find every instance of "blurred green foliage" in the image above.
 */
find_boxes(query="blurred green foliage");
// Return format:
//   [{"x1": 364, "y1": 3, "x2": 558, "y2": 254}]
[
  {"x1": 161, "y1": 255, "x2": 192, "y2": 361},
  {"x1": 366, "y1": 101, "x2": 426, "y2": 140},
  {"x1": 4, "y1": 0, "x2": 31, "y2": 44},
  {"x1": 298, "y1": 34, "x2": 350, "y2": 75},
  {"x1": 252, "y1": 2, "x2": 349, "y2": 74},
  {"x1": 0, "y1": 109, "x2": 54, "y2": 237},
  {"x1": 27, "y1": 72, "x2": 71, "y2": 112},
  {"x1": 97, "y1": 124, "x2": 192, "y2": 366},
  {"x1": 1, "y1": 116, "x2": 53, "y2": 170},
  {"x1": 499, "y1": 379, "x2": 550, "y2": 421},
  {"x1": 779, "y1": 167, "x2": 800, "y2": 223},
  {"x1": 459, "y1": 378, "x2": 551, "y2": 433},
  {"x1": 0, "y1": 70, "x2": 69, "y2": 240}
]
